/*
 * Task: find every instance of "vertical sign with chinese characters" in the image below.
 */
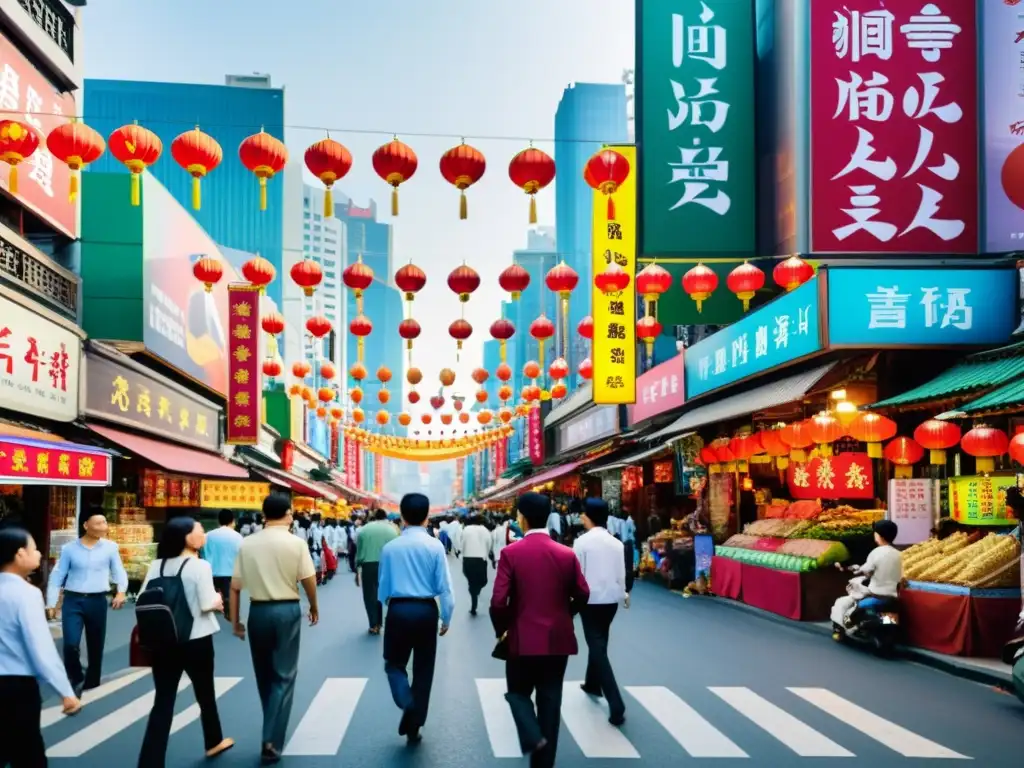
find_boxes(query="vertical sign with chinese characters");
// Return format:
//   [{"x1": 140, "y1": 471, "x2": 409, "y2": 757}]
[
  {"x1": 374, "y1": 454, "x2": 384, "y2": 495},
  {"x1": 810, "y1": 1, "x2": 978, "y2": 253},
  {"x1": 226, "y1": 285, "x2": 261, "y2": 444},
  {"x1": 592, "y1": 144, "x2": 637, "y2": 405},
  {"x1": 528, "y1": 406, "x2": 544, "y2": 466},
  {"x1": 887, "y1": 478, "x2": 938, "y2": 545},
  {"x1": 637, "y1": 0, "x2": 756, "y2": 255},
  {"x1": 343, "y1": 436, "x2": 357, "y2": 487}
]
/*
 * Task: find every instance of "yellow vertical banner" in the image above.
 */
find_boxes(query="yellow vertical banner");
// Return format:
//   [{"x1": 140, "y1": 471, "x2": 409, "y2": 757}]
[{"x1": 591, "y1": 144, "x2": 637, "y2": 405}]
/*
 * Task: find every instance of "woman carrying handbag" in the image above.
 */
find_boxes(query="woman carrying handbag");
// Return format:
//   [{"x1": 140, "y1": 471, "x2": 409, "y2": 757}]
[{"x1": 136, "y1": 517, "x2": 233, "y2": 766}]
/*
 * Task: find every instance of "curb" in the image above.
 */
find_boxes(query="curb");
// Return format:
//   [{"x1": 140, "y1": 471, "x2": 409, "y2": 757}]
[{"x1": 693, "y1": 593, "x2": 1015, "y2": 691}]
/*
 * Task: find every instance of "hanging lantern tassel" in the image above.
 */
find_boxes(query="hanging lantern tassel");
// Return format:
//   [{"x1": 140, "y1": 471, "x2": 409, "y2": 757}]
[
  {"x1": 929, "y1": 449, "x2": 946, "y2": 466},
  {"x1": 69, "y1": 170, "x2": 79, "y2": 202},
  {"x1": 499, "y1": 339, "x2": 507, "y2": 362},
  {"x1": 258, "y1": 175, "x2": 269, "y2": 211},
  {"x1": 606, "y1": 194, "x2": 615, "y2": 221},
  {"x1": 460, "y1": 188, "x2": 468, "y2": 220},
  {"x1": 977, "y1": 457, "x2": 995, "y2": 474},
  {"x1": 324, "y1": 185, "x2": 333, "y2": 218},
  {"x1": 895, "y1": 464, "x2": 913, "y2": 479},
  {"x1": 357, "y1": 337, "x2": 364, "y2": 363},
  {"x1": 868, "y1": 442, "x2": 883, "y2": 459}
]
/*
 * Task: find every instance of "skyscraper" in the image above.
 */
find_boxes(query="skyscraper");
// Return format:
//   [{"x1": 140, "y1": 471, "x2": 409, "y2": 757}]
[
  {"x1": 84, "y1": 75, "x2": 286, "y2": 309},
  {"x1": 509, "y1": 228, "x2": 558, "y2": 397},
  {"x1": 554, "y1": 83, "x2": 629, "y2": 386},
  {"x1": 302, "y1": 185, "x2": 348, "y2": 373}
]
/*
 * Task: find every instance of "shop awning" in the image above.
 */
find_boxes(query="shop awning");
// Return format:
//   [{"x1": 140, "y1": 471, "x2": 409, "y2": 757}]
[
  {"x1": 1, "y1": 424, "x2": 115, "y2": 487},
  {"x1": 248, "y1": 464, "x2": 339, "y2": 502},
  {"x1": 648, "y1": 363, "x2": 837, "y2": 441},
  {"x1": 869, "y1": 344, "x2": 1024, "y2": 410},
  {"x1": 486, "y1": 458, "x2": 588, "y2": 501},
  {"x1": 586, "y1": 439, "x2": 679, "y2": 473},
  {"x1": 86, "y1": 423, "x2": 249, "y2": 479},
  {"x1": 958, "y1": 378, "x2": 1024, "y2": 416}
]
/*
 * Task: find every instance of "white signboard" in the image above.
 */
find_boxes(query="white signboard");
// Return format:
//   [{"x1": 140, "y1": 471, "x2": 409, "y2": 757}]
[
  {"x1": 0, "y1": 295, "x2": 80, "y2": 422},
  {"x1": 887, "y1": 478, "x2": 938, "y2": 546}
]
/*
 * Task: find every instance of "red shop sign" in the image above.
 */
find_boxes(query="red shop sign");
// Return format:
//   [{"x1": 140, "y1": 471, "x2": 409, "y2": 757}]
[
  {"x1": 810, "y1": 1, "x2": 978, "y2": 253},
  {"x1": 0, "y1": 439, "x2": 110, "y2": 486},
  {"x1": 225, "y1": 284, "x2": 262, "y2": 444},
  {"x1": 629, "y1": 353, "x2": 684, "y2": 425},
  {"x1": 787, "y1": 453, "x2": 875, "y2": 500},
  {"x1": 528, "y1": 405, "x2": 544, "y2": 467}
]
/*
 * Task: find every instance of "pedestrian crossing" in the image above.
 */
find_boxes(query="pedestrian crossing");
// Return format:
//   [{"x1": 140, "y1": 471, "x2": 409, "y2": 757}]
[{"x1": 41, "y1": 671, "x2": 971, "y2": 760}]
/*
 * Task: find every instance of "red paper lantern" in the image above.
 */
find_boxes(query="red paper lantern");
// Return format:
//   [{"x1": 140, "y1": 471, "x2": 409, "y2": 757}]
[
  {"x1": 320, "y1": 361, "x2": 336, "y2": 381},
  {"x1": 305, "y1": 315, "x2": 332, "y2": 339},
  {"x1": 499, "y1": 264, "x2": 531, "y2": 300},
  {"x1": 373, "y1": 138, "x2": 418, "y2": 216},
  {"x1": 330, "y1": 406, "x2": 344, "y2": 421},
  {"x1": 961, "y1": 426, "x2": 1009, "y2": 473},
  {"x1": 551, "y1": 382, "x2": 568, "y2": 400},
  {"x1": 439, "y1": 142, "x2": 486, "y2": 219},
  {"x1": 472, "y1": 368, "x2": 490, "y2": 385},
  {"x1": 578, "y1": 358, "x2": 593, "y2": 380},
  {"x1": 549, "y1": 358, "x2": 570, "y2": 380},
  {"x1": 238, "y1": 130, "x2": 288, "y2": 211},
  {"x1": 349, "y1": 314, "x2": 373, "y2": 337},
  {"x1": 489, "y1": 318, "x2": 515, "y2": 342},
  {"x1": 350, "y1": 362, "x2": 368, "y2": 381},
  {"x1": 699, "y1": 447, "x2": 719, "y2": 466},
  {"x1": 192, "y1": 256, "x2": 223, "y2": 293},
  {"x1": 726, "y1": 262, "x2": 765, "y2": 311},
  {"x1": 292, "y1": 361, "x2": 311, "y2": 379},
  {"x1": 530, "y1": 316, "x2": 555, "y2": 346},
  {"x1": 448, "y1": 264, "x2": 481, "y2": 302},
  {"x1": 545, "y1": 261, "x2": 579, "y2": 298},
  {"x1": 243, "y1": 256, "x2": 276, "y2": 292},
  {"x1": 304, "y1": 137, "x2": 353, "y2": 217},
  {"x1": 730, "y1": 433, "x2": 763, "y2": 462},
  {"x1": 584, "y1": 149, "x2": 631, "y2": 220},
  {"x1": 343, "y1": 259, "x2": 375, "y2": 296},
  {"x1": 914, "y1": 419, "x2": 962, "y2": 465},
  {"x1": 262, "y1": 358, "x2": 282, "y2": 378},
  {"x1": 475, "y1": 390, "x2": 488, "y2": 404},
  {"x1": 636, "y1": 316, "x2": 662, "y2": 342},
  {"x1": 439, "y1": 369, "x2": 456, "y2": 387},
  {"x1": 760, "y1": 430, "x2": 789, "y2": 458},
  {"x1": 781, "y1": 420, "x2": 814, "y2": 460},
  {"x1": 378, "y1": 389, "x2": 391, "y2": 405},
  {"x1": 460, "y1": 411, "x2": 471, "y2": 424},
  {"x1": 636, "y1": 263, "x2": 673, "y2": 303},
  {"x1": 884, "y1": 436, "x2": 925, "y2": 478},
  {"x1": 290, "y1": 259, "x2": 323, "y2": 296},
  {"x1": 1009, "y1": 433, "x2": 1024, "y2": 465},
  {"x1": 46, "y1": 121, "x2": 105, "y2": 202},
  {"x1": 171, "y1": 126, "x2": 222, "y2": 210},
  {"x1": 398, "y1": 318, "x2": 421, "y2": 348},
  {"x1": 317, "y1": 387, "x2": 336, "y2": 404},
  {"x1": 595, "y1": 263, "x2": 630, "y2": 295},
  {"x1": 316, "y1": 406, "x2": 327, "y2": 420},
  {"x1": 682, "y1": 263, "x2": 718, "y2": 312},
  {"x1": 809, "y1": 413, "x2": 844, "y2": 447},
  {"x1": 449, "y1": 318, "x2": 473, "y2": 350},
  {"x1": 352, "y1": 408, "x2": 365, "y2": 424},
  {"x1": 395, "y1": 262, "x2": 427, "y2": 300},
  {"x1": 261, "y1": 311, "x2": 285, "y2": 338},
  {"x1": 408, "y1": 391, "x2": 421, "y2": 405},
  {"x1": 478, "y1": 411, "x2": 494, "y2": 426},
  {"x1": 508, "y1": 146, "x2": 556, "y2": 223},
  {"x1": 398, "y1": 412, "x2": 412, "y2": 427},
  {"x1": 773, "y1": 256, "x2": 815, "y2": 292},
  {"x1": 350, "y1": 387, "x2": 364, "y2": 404},
  {"x1": 577, "y1": 316, "x2": 594, "y2": 340},
  {"x1": 377, "y1": 410, "x2": 390, "y2": 426},
  {"x1": 107, "y1": 122, "x2": 163, "y2": 205},
  {"x1": 849, "y1": 412, "x2": 897, "y2": 458},
  {"x1": 498, "y1": 385, "x2": 513, "y2": 401},
  {"x1": 523, "y1": 360, "x2": 541, "y2": 380},
  {"x1": 377, "y1": 365, "x2": 393, "y2": 384},
  {"x1": 406, "y1": 367, "x2": 422, "y2": 385},
  {"x1": 496, "y1": 363, "x2": 513, "y2": 382}
]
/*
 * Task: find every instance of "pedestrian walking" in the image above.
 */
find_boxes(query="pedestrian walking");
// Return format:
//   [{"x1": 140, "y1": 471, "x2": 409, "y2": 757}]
[
  {"x1": 491, "y1": 493, "x2": 589, "y2": 768},
  {"x1": 347, "y1": 521, "x2": 360, "y2": 573},
  {"x1": 573, "y1": 498, "x2": 630, "y2": 726},
  {"x1": 201, "y1": 509, "x2": 243, "y2": 608},
  {"x1": 461, "y1": 514, "x2": 492, "y2": 615},
  {"x1": 229, "y1": 494, "x2": 319, "y2": 765},
  {"x1": 136, "y1": 517, "x2": 234, "y2": 766},
  {"x1": 447, "y1": 515, "x2": 463, "y2": 557},
  {"x1": 378, "y1": 493, "x2": 454, "y2": 745},
  {"x1": 546, "y1": 504, "x2": 562, "y2": 543},
  {"x1": 322, "y1": 520, "x2": 339, "y2": 581},
  {"x1": 0, "y1": 526, "x2": 81, "y2": 766},
  {"x1": 357, "y1": 509, "x2": 399, "y2": 634},
  {"x1": 45, "y1": 508, "x2": 129, "y2": 697}
]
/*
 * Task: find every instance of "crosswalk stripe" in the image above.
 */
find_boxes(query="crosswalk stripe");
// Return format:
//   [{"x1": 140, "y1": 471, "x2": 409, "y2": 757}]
[
  {"x1": 41, "y1": 669, "x2": 151, "y2": 729},
  {"x1": 710, "y1": 687, "x2": 853, "y2": 758},
  {"x1": 169, "y1": 678, "x2": 243, "y2": 736},
  {"x1": 282, "y1": 678, "x2": 367, "y2": 756},
  {"x1": 476, "y1": 678, "x2": 524, "y2": 758},
  {"x1": 627, "y1": 686, "x2": 748, "y2": 758},
  {"x1": 46, "y1": 678, "x2": 191, "y2": 758},
  {"x1": 788, "y1": 688, "x2": 969, "y2": 760},
  {"x1": 561, "y1": 681, "x2": 640, "y2": 758}
]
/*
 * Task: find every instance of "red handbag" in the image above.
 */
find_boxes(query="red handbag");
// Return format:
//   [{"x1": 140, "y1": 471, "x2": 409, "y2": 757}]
[{"x1": 129, "y1": 625, "x2": 153, "y2": 668}]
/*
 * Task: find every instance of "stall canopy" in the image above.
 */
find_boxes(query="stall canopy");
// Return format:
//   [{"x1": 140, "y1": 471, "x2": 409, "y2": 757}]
[
  {"x1": 86, "y1": 422, "x2": 248, "y2": 479},
  {"x1": 587, "y1": 439, "x2": 681, "y2": 474},
  {"x1": 869, "y1": 341, "x2": 1024, "y2": 412},
  {"x1": 248, "y1": 463, "x2": 339, "y2": 502},
  {"x1": 486, "y1": 458, "x2": 589, "y2": 501},
  {"x1": 648, "y1": 363, "x2": 837, "y2": 441}
]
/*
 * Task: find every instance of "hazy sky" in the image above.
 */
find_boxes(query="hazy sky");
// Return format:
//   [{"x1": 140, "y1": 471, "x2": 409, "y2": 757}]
[{"x1": 81, "y1": 0, "x2": 634, "y2": 401}]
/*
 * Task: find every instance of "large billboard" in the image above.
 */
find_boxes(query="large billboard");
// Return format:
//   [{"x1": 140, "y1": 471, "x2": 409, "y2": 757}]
[
  {"x1": 0, "y1": 31, "x2": 77, "y2": 237},
  {"x1": 809, "y1": 0, "x2": 978, "y2": 254}
]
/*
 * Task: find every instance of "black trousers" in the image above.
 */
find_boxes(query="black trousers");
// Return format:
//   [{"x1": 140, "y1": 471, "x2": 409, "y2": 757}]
[
  {"x1": 505, "y1": 655, "x2": 568, "y2": 768},
  {"x1": 213, "y1": 577, "x2": 232, "y2": 608},
  {"x1": 581, "y1": 603, "x2": 625, "y2": 718},
  {"x1": 61, "y1": 592, "x2": 107, "y2": 690},
  {"x1": 0, "y1": 676, "x2": 45, "y2": 768},
  {"x1": 383, "y1": 599, "x2": 438, "y2": 729},
  {"x1": 347, "y1": 542, "x2": 357, "y2": 572},
  {"x1": 138, "y1": 635, "x2": 223, "y2": 768},
  {"x1": 360, "y1": 562, "x2": 383, "y2": 629}
]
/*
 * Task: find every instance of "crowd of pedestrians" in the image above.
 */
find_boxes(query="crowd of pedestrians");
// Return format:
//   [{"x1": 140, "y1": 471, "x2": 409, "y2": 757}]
[{"x1": 0, "y1": 491, "x2": 636, "y2": 766}]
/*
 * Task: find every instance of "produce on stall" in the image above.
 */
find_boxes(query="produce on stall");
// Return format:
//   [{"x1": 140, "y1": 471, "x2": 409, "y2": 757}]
[
  {"x1": 902, "y1": 532, "x2": 1021, "y2": 588},
  {"x1": 104, "y1": 491, "x2": 156, "y2": 590}
]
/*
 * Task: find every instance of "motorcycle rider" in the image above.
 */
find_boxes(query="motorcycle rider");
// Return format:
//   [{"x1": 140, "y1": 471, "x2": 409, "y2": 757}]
[{"x1": 830, "y1": 519, "x2": 902, "y2": 628}]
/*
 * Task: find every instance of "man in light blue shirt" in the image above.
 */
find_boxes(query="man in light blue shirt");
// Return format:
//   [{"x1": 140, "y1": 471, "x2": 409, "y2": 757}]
[
  {"x1": 202, "y1": 509, "x2": 244, "y2": 605},
  {"x1": 45, "y1": 510, "x2": 128, "y2": 696},
  {"x1": 378, "y1": 493, "x2": 454, "y2": 745}
]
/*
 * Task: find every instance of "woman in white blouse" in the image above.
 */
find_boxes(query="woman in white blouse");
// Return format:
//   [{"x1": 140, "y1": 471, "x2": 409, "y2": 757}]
[{"x1": 137, "y1": 517, "x2": 233, "y2": 766}]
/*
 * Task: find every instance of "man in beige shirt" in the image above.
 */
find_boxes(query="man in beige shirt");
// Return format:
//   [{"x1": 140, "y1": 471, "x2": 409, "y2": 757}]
[{"x1": 230, "y1": 493, "x2": 319, "y2": 765}]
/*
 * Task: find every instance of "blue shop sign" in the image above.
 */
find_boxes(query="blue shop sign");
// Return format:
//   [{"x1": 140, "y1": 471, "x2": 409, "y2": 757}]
[
  {"x1": 828, "y1": 269, "x2": 1016, "y2": 347},
  {"x1": 685, "y1": 278, "x2": 822, "y2": 398}
]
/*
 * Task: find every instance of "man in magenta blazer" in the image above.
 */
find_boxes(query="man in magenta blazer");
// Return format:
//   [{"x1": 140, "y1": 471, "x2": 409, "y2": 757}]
[{"x1": 490, "y1": 493, "x2": 590, "y2": 768}]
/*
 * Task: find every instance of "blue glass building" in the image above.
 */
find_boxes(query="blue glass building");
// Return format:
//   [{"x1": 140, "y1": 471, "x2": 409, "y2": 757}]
[
  {"x1": 554, "y1": 83, "x2": 628, "y2": 387},
  {"x1": 84, "y1": 76, "x2": 286, "y2": 309},
  {"x1": 509, "y1": 229, "x2": 558, "y2": 397},
  {"x1": 482, "y1": 338, "x2": 503, "y2": 404}
]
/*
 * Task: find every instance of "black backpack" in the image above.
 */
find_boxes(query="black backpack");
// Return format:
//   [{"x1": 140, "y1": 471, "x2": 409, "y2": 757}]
[{"x1": 135, "y1": 559, "x2": 194, "y2": 649}]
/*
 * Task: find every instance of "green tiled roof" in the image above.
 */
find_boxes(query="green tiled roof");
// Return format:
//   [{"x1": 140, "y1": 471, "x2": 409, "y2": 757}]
[
  {"x1": 870, "y1": 347, "x2": 1024, "y2": 409},
  {"x1": 961, "y1": 378, "x2": 1024, "y2": 415}
]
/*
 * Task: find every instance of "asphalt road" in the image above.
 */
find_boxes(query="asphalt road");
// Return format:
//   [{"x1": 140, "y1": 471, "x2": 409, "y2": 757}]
[{"x1": 38, "y1": 554, "x2": 1024, "y2": 767}]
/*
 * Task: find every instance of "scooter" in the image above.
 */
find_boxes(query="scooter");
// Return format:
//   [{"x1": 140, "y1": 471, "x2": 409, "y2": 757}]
[{"x1": 832, "y1": 595, "x2": 901, "y2": 655}]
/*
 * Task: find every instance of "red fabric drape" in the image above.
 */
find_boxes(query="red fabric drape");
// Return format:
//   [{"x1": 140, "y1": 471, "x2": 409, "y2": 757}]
[
  {"x1": 711, "y1": 556, "x2": 742, "y2": 599},
  {"x1": 902, "y1": 588, "x2": 1020, "y2": 657},
  {"x1": 741, "y1": 564, "x2": 802, "y2": 620}
]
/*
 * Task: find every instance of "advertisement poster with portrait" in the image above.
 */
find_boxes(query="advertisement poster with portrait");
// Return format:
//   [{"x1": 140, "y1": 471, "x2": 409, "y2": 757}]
[{"x1": 141, "y1": 176, "x2": 249, "y2": 395}]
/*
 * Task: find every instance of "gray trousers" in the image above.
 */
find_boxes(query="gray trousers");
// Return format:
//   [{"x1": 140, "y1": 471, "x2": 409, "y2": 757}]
[{"x1": 248, "y1": 601, "x2": 302, "y2": 751}]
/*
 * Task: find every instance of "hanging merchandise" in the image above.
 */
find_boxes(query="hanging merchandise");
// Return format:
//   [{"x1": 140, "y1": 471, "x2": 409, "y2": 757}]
[
  {"x1": 46, "y1": 120, "x2": 105, "y2": 202},
  {"x1": 508, "y1": 145, "x2": 556, "y2": 224},
  {"x1": 682, "y1": 263, "x2": 718, "y2": 313},
  {"x1": 171, "y1": 126, "x2": 222, "y2": 210},
  {"x1": 373, "y1": 137, "x2": 418, "y2": 216},
  {"x1": 439, "y1": 141, "x2": 486, "y2": 219},
  {"x1": 499, "y1": 263, "x2": 531, "y2": 300},
  {"x1": 304, "y1": 136, "x2": 353, "y2": 216},
  {"x1": 726, "y1": 261, "x2": 765, "y2": 311},
  {"x1": 238, "y1": 129, "x2": 288, "y2": 211},
  {"x1": 108, "y1": 122, "x2": 163, "y2": 205}
]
